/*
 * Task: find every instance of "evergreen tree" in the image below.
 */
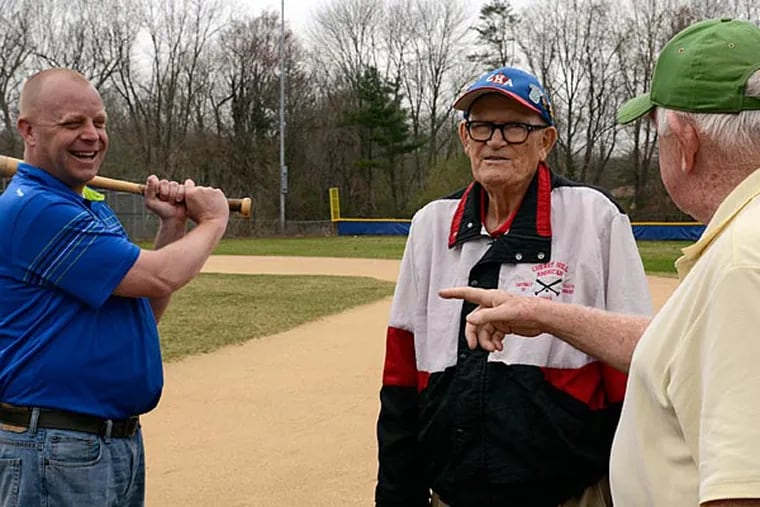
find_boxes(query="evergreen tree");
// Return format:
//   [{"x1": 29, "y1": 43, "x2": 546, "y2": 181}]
[
  {"x1": 469, "y1": 0, "x2": 520, "y2": 68},
  {"x1": 344, "y1": 66, "x2": 425, "y2": 214}
]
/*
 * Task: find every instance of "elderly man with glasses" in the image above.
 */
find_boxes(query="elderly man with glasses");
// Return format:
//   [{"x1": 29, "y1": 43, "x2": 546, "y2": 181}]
[
  {"x1": 374, "y1": 66, "x2": 652, "y2": 507},
  {"x1": 441, "y1": 19, "x2": 760, "y2": 507}
]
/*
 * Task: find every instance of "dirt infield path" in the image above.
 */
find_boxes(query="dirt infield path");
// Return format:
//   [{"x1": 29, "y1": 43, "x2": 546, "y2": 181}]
[{"x1": 142, "y1": 257, "x2": 678, "y2": 507}]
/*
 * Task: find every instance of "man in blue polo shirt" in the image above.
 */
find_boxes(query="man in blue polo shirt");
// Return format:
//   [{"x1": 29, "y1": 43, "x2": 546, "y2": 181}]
[{"x1": 0, "y1": 68, "x2": 229, "y2": 506}]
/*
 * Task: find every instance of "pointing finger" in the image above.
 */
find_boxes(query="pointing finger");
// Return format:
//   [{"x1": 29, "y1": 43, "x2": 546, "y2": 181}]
[{"x1": 439, "y1": 287, "x2": 505, "y2": 308}]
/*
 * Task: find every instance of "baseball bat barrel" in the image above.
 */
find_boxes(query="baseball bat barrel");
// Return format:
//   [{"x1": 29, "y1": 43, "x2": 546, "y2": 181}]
[{"x1": 0, "y1": 155, "x2": 252, "y2": 218}]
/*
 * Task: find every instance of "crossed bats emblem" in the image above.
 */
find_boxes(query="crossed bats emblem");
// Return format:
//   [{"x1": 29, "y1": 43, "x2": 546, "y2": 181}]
[{"x1": 534, "y1": 278, "x2": 562, "y2": 296}]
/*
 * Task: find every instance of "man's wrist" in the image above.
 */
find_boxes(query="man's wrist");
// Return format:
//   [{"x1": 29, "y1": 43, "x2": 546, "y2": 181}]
[{"x1": 157, "y1": 216, "x2": 188, "y2": 238}]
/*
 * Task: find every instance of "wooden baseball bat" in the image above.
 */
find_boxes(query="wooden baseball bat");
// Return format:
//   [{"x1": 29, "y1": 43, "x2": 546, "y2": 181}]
[{"x1": 0, "y1": 155, "x2": 252, "y2": 218}]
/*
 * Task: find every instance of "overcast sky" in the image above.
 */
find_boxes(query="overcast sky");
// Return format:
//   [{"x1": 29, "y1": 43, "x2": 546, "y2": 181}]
[{"x1": 235, "y1": 0, "x2": 529, "y2": 33}]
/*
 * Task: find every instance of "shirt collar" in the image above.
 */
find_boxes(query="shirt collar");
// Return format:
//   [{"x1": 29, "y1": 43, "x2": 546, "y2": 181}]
[
  {"x1": 17, "y1": 162, "x2": 72, "y2": 193},
  {"x1": 16, "y1": 162, "x2": 93, "y2": 204},
  {"x1": 676, "y1": 167, "x2": 760, "y2": 279}
]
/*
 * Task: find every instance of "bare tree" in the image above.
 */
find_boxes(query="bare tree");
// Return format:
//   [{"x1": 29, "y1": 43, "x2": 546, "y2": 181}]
[
  {"x1": 612, "y1": 0, "x2": 677, "y2": 213},
  {"x1": 31, "y1": 0, "x2": 136, "y2": 89},
  {"x1": 309, "y1": 0, "x2": 472, "y2": 215},
  {"x1": 526, "y1": 0, "x2": 586, "y2": 178},
  {"x1": 520, "y1": 0, "x2": 603, "y2": 181},
  {"x1": 385, "y1": 0, "x2": 423, "y2": 189},
  {"x1": 682, "y1": 0, "x2": 759, "y2": 21},
  {"x1": 309, "y1": 0, "x2": 384, "y2": 88},
  {"x1": 516, "y1": 1, "x2": 558, "y2": 163},
  {"x1": 307, "y1": 0, "x2": 387, "y2": 213},
  {"x1": 214, "y1": 13, "x2": 283, "y2": 206},
  {"x1": 578, "y1": 0, "x2": 624, "y2": 184},
  {"x1": 110, "y1": 0, "x2": 226, "y2": 179},
  {"x1": 383, "y1": 0, "x2": 473, "y2": 207},
  {"x1": 729, "y1": 0, "x2": 760, "y2": 22},
  {"x1": 414, "y1": 0, "x2": 471, "y2": 170},
  {"x1": 0, "y1": 0, "x2": 35, "y2": 155}
]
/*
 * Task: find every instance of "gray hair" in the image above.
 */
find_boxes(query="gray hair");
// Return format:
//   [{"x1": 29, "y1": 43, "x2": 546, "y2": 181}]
[{"x1": 657, "y1": 70, "x2": 760, "y2": 152}]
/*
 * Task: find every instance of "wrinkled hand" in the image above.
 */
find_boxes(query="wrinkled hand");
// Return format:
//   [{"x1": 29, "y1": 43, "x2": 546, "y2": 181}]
[
  {"x1": 438, "y1": 287, "x2": 544, "y2": 351},
  {"x1": 182, "y1": 179, "x2": 229, "y2": 224},
  {"x1": 144, "y1": 175, "x2": 187, "y2": 223}
]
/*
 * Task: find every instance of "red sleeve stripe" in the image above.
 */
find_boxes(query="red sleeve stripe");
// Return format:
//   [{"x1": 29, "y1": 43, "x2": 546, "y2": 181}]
[
  {"x1": 382, "y1": 327, "x2": 418, "y2": 387},
  {"x1": 541, "y1": 360, "x2": 627, "y2": 410},
  {"x1": 535, "y1": 162, "x2": 552, "y2": 237},
  {"x1": 602, "y1": 364, "x2": 627, "y2": 404},
  {"x1": 417, "y1": 371, "x2": 430, "y2": 393}
]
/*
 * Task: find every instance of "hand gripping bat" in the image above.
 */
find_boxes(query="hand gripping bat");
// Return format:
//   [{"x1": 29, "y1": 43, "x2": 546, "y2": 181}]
[{"x1": 0, "y1": 154, "x2": 252, "y2": 218}]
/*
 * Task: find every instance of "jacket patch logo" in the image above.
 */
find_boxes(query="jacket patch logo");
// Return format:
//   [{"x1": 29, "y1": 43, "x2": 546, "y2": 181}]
[
  {"x1": 515, "y1": 261, "x2": 575, "y2": 298},
  {"x1": 534, "y1": 277, "x2": 561, "y2": 296},
  {"x1": 528, "y1": 83, "x2": 543, "y2": 104}
]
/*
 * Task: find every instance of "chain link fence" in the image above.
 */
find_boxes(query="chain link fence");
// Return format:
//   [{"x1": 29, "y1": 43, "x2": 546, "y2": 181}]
[
  {"x1": 99, "y1": 191, "x2": 337, "y2": 239},
  {"x1": 1, "y1": 178, "x2": 335, "y2": 239}
]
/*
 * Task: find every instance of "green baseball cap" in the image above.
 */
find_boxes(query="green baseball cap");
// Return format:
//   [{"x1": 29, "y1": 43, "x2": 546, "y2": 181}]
[{"x1": 617, "y1": 18, "x2": 760, "y2": 124}]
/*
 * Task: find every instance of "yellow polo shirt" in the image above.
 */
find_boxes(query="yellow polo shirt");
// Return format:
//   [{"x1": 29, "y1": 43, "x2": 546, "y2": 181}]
[{"x1": 610, "y1": 168, "x2": 760, "y2": 505}]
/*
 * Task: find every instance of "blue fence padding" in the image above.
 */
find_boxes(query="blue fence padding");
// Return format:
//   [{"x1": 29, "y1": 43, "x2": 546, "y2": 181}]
[
  {"x1": 336, "y1": 220, "x2": 411, "y2": 236},
  {"x1": 631, "y1": 223, "x2": 705, "y2": 241},
  {"x1": 335, "y1": 220, "x2": 705, "y2": 241}
]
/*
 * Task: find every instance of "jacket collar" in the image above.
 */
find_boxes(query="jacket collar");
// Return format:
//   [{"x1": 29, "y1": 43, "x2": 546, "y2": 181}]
[{"x1": 448, "y1": 162, "x2": 553, "y2": 264}]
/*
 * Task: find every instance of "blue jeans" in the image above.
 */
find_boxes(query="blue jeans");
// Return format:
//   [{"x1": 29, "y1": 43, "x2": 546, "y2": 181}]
[{"x1": 0, "y1": 408, "x2": 145, "y2": 507}]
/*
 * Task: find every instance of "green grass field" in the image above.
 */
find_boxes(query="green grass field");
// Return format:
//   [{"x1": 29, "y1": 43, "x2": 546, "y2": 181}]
[
  {"x1": 140, "y1": 235, "x2": 408, "y2": 259},
  {"x1": 157, "y1": 236, "x2": 688, "y2": 361},
  {"x1": 159, "y1": 273, "x2": 395, "y2": 361},
  {"x1": 215, "y1": 236, "x2": 409, "y2": 258},
  {"x1": 636, "y1": 240, "x2": 689, "y2": 276},
  {"x1": 141, "y1": 236, "x2": 686, "y2": 275}
]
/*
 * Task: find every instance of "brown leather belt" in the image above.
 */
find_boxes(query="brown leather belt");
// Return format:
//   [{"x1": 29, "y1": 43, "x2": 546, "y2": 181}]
[{"x1": 0, "y1": 404, "x2": 139, "y2": 438}]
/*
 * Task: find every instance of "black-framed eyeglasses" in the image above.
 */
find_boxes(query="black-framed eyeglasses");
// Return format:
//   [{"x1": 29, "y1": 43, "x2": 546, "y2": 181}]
[{"x1": 465, "y1": 121, "x2": 550, "y2": 144}]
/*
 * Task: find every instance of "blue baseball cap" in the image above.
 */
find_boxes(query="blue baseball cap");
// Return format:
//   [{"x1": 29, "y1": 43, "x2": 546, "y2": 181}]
[{"x1": 453, "y1": 67, "x2": 555, "y2": 125}]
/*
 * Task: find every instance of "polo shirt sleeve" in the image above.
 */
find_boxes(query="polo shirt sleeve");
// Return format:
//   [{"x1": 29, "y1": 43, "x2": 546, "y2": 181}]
[
  {"x1": 13, "y1": 198, "x2": 140, "y2": 309},
  {"x1": 669, "y1": 266, "x2": 760, "y2": 503}
]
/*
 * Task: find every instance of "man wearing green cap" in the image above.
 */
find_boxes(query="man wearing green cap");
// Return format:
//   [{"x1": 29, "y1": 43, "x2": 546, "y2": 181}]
[{"x1": 440, "y1": 18, "x2": 760, "y2": 506}]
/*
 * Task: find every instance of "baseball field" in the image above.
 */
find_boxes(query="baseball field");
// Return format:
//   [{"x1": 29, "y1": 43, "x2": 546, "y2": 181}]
[{"x1": 141, "y1": 238, "x2": 682, "y2": 506}]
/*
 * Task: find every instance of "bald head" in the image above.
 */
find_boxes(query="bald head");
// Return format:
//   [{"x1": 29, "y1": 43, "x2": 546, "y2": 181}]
[
  {"x1": 19, "y1": 68, "x2": 96, "y2": 120},
  {"x1": 16, "y1": 67, "x2": 109, "y2": 191}
]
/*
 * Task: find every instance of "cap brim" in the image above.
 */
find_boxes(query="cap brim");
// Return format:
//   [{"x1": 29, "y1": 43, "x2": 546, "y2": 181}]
[
  {"x1": 617, "y1": 93, "x2": 654, "y2": 124},
  {"x1": 453, "y1": 89, "x2": 492, "y2": 111},
  {"x1": 453, "y1": 88, "x2": 544, "y2": 119}
]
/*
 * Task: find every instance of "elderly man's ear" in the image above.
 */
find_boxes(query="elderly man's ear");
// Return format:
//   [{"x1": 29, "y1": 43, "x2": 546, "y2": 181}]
[
  {"x1": 539, "y1": 127, "x2": 558, "y2": 161},
  {"x1": 458, "y1": 121, "x2": 471, "y2": 153},
  {"x1": 666, "y1": 111, "x2": 699, "y2": 174}
]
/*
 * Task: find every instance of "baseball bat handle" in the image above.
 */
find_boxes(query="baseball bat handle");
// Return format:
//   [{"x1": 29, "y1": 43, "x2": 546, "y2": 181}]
[{"x1": 0, "y1": 155, "x2": 252, "y2": 218}]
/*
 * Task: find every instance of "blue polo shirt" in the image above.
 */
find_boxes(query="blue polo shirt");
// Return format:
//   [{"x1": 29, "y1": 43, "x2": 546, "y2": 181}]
[{"x1": 0, "y1": 163, "x2": 163, "y2": 419}]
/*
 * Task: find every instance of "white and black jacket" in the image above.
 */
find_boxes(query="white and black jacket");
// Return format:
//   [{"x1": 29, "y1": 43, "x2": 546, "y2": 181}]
[{"x1": 375, "y1": 164, "x2": 652, "y2": 507}]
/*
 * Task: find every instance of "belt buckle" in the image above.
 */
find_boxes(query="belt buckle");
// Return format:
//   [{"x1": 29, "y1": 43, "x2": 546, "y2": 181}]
[{"x1": 112, "y1": 417, "x2": 139, "y2": 438}]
